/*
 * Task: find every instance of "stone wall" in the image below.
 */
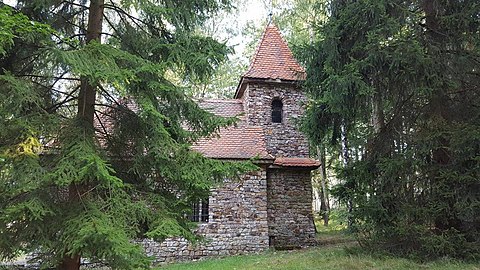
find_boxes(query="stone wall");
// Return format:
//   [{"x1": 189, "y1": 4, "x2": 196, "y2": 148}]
[
  {"x1": 267, "y1": 168, "x2": 317, "y2": 249},
  {"x1": 140, "y1": 81, "x2": 316, "y2": 263},
  {"x1": 142, "y1": 168, "x2": 269, "y2": 264},
  {"x1": 244, "y1": 82, "x2": 309, "y2": 157}
]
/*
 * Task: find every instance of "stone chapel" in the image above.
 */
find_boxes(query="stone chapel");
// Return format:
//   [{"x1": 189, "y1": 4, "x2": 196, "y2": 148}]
[{"x1": 141, "y1": 23, "x2": 320, "y2": 263}]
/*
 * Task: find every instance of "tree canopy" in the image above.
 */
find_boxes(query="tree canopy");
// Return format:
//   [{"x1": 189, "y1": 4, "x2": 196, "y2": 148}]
[
  {"x1": 2, "y1": 0, "x2": 480, "y2": 267},
  {"x1": 302, "y1": 0, "x2": 480, "y2": 259},
  {"x1": 0, "y1": 1, "x2": 255, "y2": 269}
]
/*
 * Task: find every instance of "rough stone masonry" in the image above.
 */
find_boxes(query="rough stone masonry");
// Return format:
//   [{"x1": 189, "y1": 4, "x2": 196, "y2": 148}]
[{"x1": 140, "y1": 23, "x2": 319, "y2": 264}]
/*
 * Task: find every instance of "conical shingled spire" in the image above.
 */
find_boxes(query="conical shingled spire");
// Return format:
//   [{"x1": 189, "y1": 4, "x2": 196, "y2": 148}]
[{"x1": 243, "y1": 23, "x2": 305, "y2": 81}]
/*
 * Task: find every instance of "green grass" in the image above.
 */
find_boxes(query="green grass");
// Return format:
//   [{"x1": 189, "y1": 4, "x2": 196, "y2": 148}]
[
  {"x1": 158, "y1": 211, "x2": 479, "y2": 269},
  {"x1": 158, "y1": 245, "x2": 479, "y2": 270},
  {"x1": 159, "y1": 218, "x2": 478, "y2": 270}
]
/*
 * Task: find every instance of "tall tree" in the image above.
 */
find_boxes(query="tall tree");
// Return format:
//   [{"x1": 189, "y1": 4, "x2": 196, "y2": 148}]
[
  {"x1": 303, "y1": 0, "x2": 480, "y2": 259},
  {"x1": 0, "y1": 1, "x2": 254, "y2": 269}
]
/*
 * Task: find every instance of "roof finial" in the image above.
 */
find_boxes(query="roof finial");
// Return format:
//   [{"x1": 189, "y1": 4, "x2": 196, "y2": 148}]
[{"x1": 268, "y1": 0, "x2": 273, "y2": 24}]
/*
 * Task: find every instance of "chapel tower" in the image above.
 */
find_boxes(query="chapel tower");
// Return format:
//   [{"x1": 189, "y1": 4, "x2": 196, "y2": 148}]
[
  {"x1": 235, "y1": 23, "x2": 317, "y2": 248},
  {"x1": 234, "y1": 23, "x2": 309, "y2": 158}
]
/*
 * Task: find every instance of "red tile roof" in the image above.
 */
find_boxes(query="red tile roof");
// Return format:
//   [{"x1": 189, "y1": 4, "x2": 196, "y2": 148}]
[
  {"x1": 193, "y1": 100, "x2": 272, "y2": 160},
  {"x1": 273, "y1": 157, "x2": 320, "y2": 168},
  {"x1": 243, "y1": 23, "x2": 305, "y2": 82},
  {"x1": 198, "y1": 99, "x2": 244, "y2": 118},
  {"x1": 192, "y1": 127, "x2": 273, "y2": 160}
]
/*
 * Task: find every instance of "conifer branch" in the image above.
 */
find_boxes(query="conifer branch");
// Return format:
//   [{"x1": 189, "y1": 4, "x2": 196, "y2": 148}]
[
  {"x1": 49, "y1": 96, "x2": 78, "y2": 113},
  {"x1": 97, "y1": 84, "x2": 123, "y2": 108},
  {"x1": 94, "y1": 103, "x2": 123, "y2": 111},
  {"x1": 17, "y1": 53, "x2": 44, "y2": 76},
  {"x1": 50, "y1": 87, "x2": 79, "y2": 97},
  {"x1": 20, "y1": 74, "x2": 81, "y2": 82},
  {"x1": 0, "y1": 1, "x2": 256, "y2": 268},
  {"x1": 50, "y1": 71, "x2": 75, "y2": 88},
  {"x1": 60, "y1": 0, "x2": 89, "y2": 10},
  {"x1": 94, "y1": 110, "x2": 111, "y2": 136},
  {"x1": 104, "y1": 1, "x2": 165, "y2": 35},
  {"x1": 102, "y1": 13, "x2": 122, "y2": 40},
  {"x1": 44, "y1": 85, "x2": 80, "y2": 112}
]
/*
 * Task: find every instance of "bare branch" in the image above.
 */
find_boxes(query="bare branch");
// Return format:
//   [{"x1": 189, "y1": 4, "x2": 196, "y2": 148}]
[
  {"x1": 47, "y1": 85, "x2": 81, "y2": 113},
  {"x1": 59, "y1": 0, "x2": 89, "y2": 10},
  {"x1": 20, "y1": 74, "x2": 81, "y2": 82},
  {"x1": 104, "y1": 1, "x2": 165, "y2": 35},
  {"x1": 97, "y1": 84, "x2": 123, "y2": 108}
]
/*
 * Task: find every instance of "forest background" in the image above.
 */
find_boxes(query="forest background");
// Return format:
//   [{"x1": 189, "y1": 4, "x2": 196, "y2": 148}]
[{"x1": 0, "y1": 0, "x2": 478, "y2": 269}]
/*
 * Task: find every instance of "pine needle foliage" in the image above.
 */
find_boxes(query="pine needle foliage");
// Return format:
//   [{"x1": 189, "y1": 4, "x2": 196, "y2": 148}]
[
  {"x1": 0, "y1": 1, "x2": 255, "y2": 269},
  {"x1": 301, "y1": 0, "x2": 480, "y2": 260}
]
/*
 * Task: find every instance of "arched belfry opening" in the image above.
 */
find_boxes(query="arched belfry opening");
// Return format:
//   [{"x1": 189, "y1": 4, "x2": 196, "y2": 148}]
[{"x1": 272, "y1": 99, "x2": 283, "y2": 123}]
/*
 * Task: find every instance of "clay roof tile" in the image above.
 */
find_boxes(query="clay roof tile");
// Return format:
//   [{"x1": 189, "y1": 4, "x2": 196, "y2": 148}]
[
  {"x1": 243, "y1": 23, "x2": 305, "y2": 81},
  {"x1": 192, "y1": 126, "x2": 273, "y2": 160},
  {"x1": 273, "y1": 157, "x2": 320, "y2": 168},
  {"x1": 197, "y1": 99, "x2": 244, "y2": 118},
  {"x1": 193, "y1": 100, "x2": 272, "y2": 160}
]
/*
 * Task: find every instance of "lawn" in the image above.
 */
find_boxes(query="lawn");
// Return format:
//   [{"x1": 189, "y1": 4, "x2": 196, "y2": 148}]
[
  {"x1": 159, "y1": 245, "x2": 479, "y2": 270},
  {"x1": 159, "y1": 216, "x2": 479, "y2": 270}
]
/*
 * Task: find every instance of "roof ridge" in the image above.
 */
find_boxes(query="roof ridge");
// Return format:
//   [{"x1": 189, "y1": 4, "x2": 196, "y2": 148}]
[{"x1": 198, "y1": 99, "x2": 243, "y2": 103}]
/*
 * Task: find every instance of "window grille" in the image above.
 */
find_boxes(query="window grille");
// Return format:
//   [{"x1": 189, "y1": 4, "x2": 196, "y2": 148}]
[{"x1": 190, "y1": 199, "x2": 209, "y2": 222}]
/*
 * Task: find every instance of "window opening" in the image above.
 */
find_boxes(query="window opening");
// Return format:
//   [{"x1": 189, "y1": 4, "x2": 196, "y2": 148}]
[
  {"x1": 272, "y1": 99, "x2": 283, "y2": 123},
  {"x1": 200, "y1": 199, "x2": 209, "y2": 222},
  {"x1": 190, "y1": 199, "x2": 209, "y2": 222}
]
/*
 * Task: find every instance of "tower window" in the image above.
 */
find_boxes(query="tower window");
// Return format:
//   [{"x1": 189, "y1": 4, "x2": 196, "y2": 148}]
[{"x1": 272, "y1": 99, "x2": 283, "y2": 123}]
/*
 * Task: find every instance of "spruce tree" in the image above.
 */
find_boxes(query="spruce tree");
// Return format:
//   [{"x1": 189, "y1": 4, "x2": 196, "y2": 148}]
[
  {"x1": 0, "y1": 1, "x2": 254, "y2": 269},
  {"x1": 302, "y1": 0, "x2": 480, "y2": 259}
]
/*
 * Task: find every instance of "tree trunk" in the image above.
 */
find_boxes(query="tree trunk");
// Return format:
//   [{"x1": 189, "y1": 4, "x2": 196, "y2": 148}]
[
  {"x1": 63, "y1": 1, "x2": 104, "y2": 269},
  {"x1": 58, "y1": 255, "x2": 81, "y2": 270},
  {"x1": 422, "y1": 0, "x2": 461, "y2": 231},
  {"x1": 317, "y1": 146, "x2": 329, "y2": 226},
  {"x1": 372, "y1": 90, "x2": 384, "y2": 134},
  {"x1": 77, "y1": 0, "x2": 104, "y2": 124},
  {"x1": 341, "y1": 123, "x2": 354, "y2": 228}
]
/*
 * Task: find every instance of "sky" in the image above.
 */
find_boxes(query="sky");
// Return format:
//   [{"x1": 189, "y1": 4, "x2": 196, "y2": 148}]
[
  {"x1": 227, "y1": 1, "x2": 270, "y2": 57},
  {"x1": 2, "y1": 0, "x2": 14, "y2": 6}
]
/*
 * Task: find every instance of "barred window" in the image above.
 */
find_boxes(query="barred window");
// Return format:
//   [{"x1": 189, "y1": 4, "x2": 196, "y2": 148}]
[
  {"x1": 190, "y1": 199, "x2": 209, "y2": 223},
  {"x1": 272, "y1": 99, "x2": 283, "y2": 123}
]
